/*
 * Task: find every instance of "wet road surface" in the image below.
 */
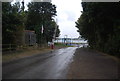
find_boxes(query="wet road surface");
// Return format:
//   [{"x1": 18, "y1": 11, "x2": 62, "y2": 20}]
[
  {"x1": 68, "y1": 48, "x2": 119, "y2": 79},
  {"x1": 3, "y1": 47, "x2": 77, "y2": 79}
]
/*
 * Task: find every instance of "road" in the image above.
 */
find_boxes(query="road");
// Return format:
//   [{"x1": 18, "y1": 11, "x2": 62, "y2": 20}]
[
  {"x1": 68, "y1": 48, "x2": 119, "y2": 79},
  {"x1": 3, "y1": 47, "x2": 77, "y2": 79},
  {"x1": 2, "y1": 47, "x2": 119, "y2": 79}
]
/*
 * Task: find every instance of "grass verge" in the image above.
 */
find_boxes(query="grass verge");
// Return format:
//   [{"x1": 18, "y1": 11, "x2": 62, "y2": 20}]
[
  {"x1": 2, "y1": 47, "x2": 51, "y2": 62},
  {"x1": 2, "y1": 43, "x2": 71, "y2": 62}
]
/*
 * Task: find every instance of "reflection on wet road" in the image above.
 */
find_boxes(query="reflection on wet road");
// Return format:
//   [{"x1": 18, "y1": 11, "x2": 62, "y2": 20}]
[{"x1": 3, "y1": 47, "x2": 77, "y2": 79}]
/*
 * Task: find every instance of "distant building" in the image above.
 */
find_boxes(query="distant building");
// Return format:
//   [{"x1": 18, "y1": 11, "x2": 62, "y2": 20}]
[{"x1": 25, "y1": 30, "x2": 36, "y2": 46}]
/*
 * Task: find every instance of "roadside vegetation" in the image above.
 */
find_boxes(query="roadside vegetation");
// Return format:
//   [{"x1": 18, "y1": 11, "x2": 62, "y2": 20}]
[
  {"x1": 54, "y1": 43, "x2": 74, "y2": 47},
  {"x1": 3, "y1": 43, "x2": 70, "y2": 62},
  {"x1": 2, "y1": 2, "x2": 60, "y2": 52},
  {"x1": 76, "y1": 2, "x2": 120, "y2": 58},
  {"x1": 2, "y1": 47, "x2": 51, "y2": 62}
]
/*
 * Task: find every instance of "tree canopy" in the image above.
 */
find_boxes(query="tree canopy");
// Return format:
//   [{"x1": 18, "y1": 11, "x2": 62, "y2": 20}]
[
  {"x1": 76, "y1": 2, "x2": 120, "y2": 57},
  {"x1": 26, "y1": 2, "x2": 60, "y2": 44},
  {"x1": 2, "y1": 2, "x2": 60, "y2": 51},
  {"x1": 2, "y1": 2, "x2": 23, "y2": 45}
]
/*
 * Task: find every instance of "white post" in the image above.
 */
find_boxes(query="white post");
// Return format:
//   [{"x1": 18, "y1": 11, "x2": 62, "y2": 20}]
[{"x1": 52, "y1": 18, "x2": 57, "y2": 43}]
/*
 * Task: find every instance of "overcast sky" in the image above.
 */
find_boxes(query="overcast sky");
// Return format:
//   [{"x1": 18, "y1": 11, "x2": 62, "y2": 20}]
[
  {"x1": 14, "y1": 0, "x2": 83, "y2": 38},
  {"x1": 51, "y1": 0, "x2": 82, "y2": 38}
]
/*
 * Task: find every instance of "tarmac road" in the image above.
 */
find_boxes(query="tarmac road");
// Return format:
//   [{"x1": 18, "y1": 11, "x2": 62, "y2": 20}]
[
  {"x1": 2, "y1": 47, "x2": 119, "y2": 79},
  {"x1": 67, "y1": 48, "x2": 119, "y2": 79},
  {"x1": 3, "y1": 47, "x2": 77, "y2": 79}
]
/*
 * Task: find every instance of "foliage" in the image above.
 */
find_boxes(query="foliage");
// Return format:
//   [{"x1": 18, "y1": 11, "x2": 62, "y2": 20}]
[
  {"x1": 2, "y1": 2, "x2": 30, "y2": 52},
  {"x1": 2, "y1": 2, "x2": 24, "y2": 50},
  {"x1": 76, "y1": 2, "x2": 120, "y2": 57},
  {"x1": 26, "y1": 2, "x2": 60, "y2": 44},
  {"x1": 2, "y1": 2, "x2": 60, "y2": 51}
]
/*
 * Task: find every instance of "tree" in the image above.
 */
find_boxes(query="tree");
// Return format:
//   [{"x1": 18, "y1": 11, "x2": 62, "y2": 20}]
[
  {"x1": 76, "y1": 2, "x2": 120, "y2": 57},
  {"x1": 26, "y1": 2, "x2": 60, "y2": 45},
  {"x1": 2, "y1": 2, "x2": 25, "y2": 50}
]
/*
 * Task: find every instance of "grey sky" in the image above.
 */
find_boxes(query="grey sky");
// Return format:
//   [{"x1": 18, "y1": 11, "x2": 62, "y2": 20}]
[
  {"x1": 52, "y1": 0, "x2": 82, "y2": 38},
  {"x1": 12, "y1": 0, "x2": 83, "y2": 38},
  {"x1": 24, "y1": 0, "x2": 83, "y2": 38}
]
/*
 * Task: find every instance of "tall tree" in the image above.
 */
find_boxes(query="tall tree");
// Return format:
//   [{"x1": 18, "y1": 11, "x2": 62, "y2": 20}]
[
  {"x1": 2, "y1": 2, "x2": 25, "y2": 50},
  {"x1": 76, "y1": 2, "x2": 120, "y2": 57},
  {"x1": 26, "y1": 2, "x2": 60, "y2": 45}
]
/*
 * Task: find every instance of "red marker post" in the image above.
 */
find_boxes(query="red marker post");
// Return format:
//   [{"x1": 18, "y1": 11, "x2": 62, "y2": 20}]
[{"x1": 50, "y1": 42, "x2": 54, "y2": 49}]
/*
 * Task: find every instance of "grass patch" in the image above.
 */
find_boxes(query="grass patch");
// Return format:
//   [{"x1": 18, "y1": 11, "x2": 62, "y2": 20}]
[
  {"x1": 55, "y1": 43, "x2": 74, "y2": 47},
  {"x1": 55, "y1": 43, "x2": 67, "y2": 46},
  {"x1": 2, "y1": 47, "x2": 52, "y2": 62},
  {"x1": 2, "y1": 43, "x2": 74, "y2": 62}
]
